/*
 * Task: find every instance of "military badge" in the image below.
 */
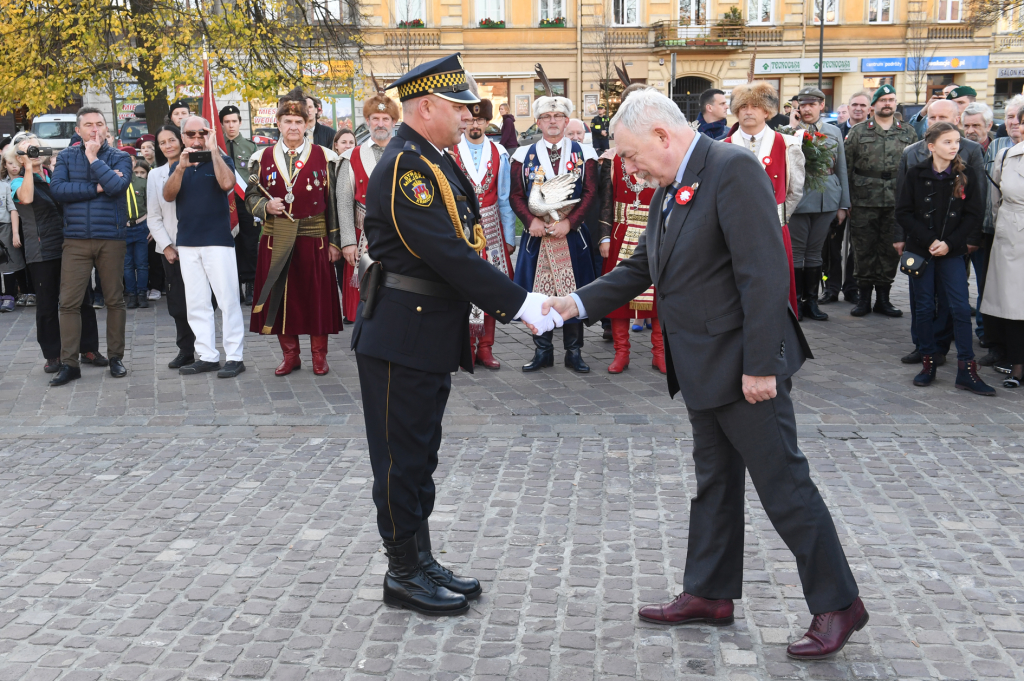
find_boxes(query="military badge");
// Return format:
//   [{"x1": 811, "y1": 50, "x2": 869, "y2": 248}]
[{"x1": 400, "y1": 170, "x2": 434, "y2": 207}]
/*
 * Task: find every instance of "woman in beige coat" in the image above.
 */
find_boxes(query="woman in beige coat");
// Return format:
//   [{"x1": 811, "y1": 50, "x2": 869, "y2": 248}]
[{"x1": 981, "y1": 141, "x2": 1024, "y2": 388}]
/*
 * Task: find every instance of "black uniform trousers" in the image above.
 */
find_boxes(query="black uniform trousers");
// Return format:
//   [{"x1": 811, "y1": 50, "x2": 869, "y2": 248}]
[
  {"x1": 356, "y1": 352, "x2": 451, "y2": 543},
  {"x1": 822, "y1": 215, "x2": 858, "y2": 298},
  {"x1": 27, "y1": 259, "x2": 99, "y2": 360},
  {"x1": 683, "y1": 378, "x2": 859, "y2": 615},
  {"x1": 161, "y1": 255, "x2": 196, "y2": 355}
]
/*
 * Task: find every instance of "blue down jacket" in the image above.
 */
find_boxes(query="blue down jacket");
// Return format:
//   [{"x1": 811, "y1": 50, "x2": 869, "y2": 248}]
[{"x1": 50, "y1": 134, "x2": 133, "y2": 240}]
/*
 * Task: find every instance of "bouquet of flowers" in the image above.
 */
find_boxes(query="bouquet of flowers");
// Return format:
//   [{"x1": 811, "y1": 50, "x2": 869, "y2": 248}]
[{"x1": 777, "y1": 126, "x2": 837, "y2": 194}]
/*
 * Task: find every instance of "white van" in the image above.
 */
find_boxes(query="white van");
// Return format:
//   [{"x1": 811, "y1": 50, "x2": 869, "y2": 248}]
[{"x1": 31, "y1": 114, "x2": 78, "y2": 149}]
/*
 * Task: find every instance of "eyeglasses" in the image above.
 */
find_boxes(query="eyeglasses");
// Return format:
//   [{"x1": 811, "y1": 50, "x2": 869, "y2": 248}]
[
  {"x1": 538, "y1": 114, "x2": 567, "y2": 122},
  {"x1": 182, "y1": 130, "x2": 210, "y2": 139}
]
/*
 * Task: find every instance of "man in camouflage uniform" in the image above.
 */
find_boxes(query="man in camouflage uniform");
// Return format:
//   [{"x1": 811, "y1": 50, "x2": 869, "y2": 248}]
[{"x1": 843, "y1": 84, "x2": 918, "y2": 317}]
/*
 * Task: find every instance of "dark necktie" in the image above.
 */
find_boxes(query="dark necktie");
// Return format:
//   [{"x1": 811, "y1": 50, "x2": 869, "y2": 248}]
[{"x1": 661, "y1": 182, "x2": 680, "y2": 230}]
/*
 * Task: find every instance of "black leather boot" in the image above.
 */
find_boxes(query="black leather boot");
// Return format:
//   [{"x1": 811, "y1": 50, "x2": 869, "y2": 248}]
[
  {"x1": 416, "y1": 521, "x2": 481, "y2": 599},
  {"x1": 563, "y1": 324, "x2": 590, "y2": 373},
  {"x1": 523, "y1": 331, "x2": 554, "y2": 372},
  {"x1": 850, "y1": 284, "x2": 873, "y2": 317},
  {"x1": 801, "y1": 267, "x2": 828, "y2": 321},
  {"x1": 872, "y1": 284, "x2": 903, "y2": 317},
  {"x1": 382, "y1": 536, "x2": 468, "y2": 616},
  {"x1": 793, "y1": 267, "x2": 804, "y2": 321},
  {"x1": 244, "y1": 282, "x2": 254, "y2": 306}
]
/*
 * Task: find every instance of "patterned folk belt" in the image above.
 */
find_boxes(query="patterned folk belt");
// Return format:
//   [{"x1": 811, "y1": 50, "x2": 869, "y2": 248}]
[{"x1": 263, "y1": 214, "x2": 328, "y2": 238}]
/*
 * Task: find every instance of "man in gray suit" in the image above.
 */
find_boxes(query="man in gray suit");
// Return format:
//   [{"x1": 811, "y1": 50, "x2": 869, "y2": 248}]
[
  {"x1": 894, "y1": 99, "x2": 986, "y2": 366},
  {"x1": 789, "y1": 86, "x2": 850, "y2": 323},
  {"x1": 539, "y1": 90, "x2": 867, "y2": 660}
]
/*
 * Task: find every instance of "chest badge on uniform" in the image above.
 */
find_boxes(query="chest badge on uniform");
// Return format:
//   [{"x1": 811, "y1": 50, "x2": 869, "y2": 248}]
[{"x1": 400, "y1": 170, "x2": 434, "y2": 207}]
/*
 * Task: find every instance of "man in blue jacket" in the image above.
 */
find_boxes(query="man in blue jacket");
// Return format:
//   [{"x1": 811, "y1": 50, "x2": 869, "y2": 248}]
[{"x1": 49, "y1": 107, "x2": 133, "y2": 385}]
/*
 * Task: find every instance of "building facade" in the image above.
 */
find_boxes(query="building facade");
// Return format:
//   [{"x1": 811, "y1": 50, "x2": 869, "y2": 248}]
[{"x1": 359, "y1": 0, "x2": 1023, "y2": 131}]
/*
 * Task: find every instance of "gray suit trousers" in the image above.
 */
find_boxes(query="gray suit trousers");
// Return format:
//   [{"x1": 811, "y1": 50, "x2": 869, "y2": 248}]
[{"x1": 683, "y1": 378, "x2": 859, "y2": 614}]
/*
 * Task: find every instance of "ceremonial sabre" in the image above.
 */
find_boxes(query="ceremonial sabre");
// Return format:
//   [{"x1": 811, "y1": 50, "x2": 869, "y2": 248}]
[{"x1": 249, "y1": 174, "x2": 296, "y2": 223}]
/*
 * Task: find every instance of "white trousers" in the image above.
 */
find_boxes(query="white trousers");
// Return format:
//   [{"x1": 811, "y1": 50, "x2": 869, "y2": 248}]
[{"x1": 178, "y1": 245, "x2": 244, "y2": 362}]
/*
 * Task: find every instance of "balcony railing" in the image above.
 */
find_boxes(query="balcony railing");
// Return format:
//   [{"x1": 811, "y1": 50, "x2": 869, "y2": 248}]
[
  {"x1": 383, "y1": 29, "x2": 441, "y2": 47},
  {"x1": 995, "y1": 33, "x2": 1024, "y2": 50},
  {"x1": 652, "y1": 20, "x2": 782, "y2": 47},
  {"x1": 927, "y1": 25, "x2": 974, "y2": 39}
]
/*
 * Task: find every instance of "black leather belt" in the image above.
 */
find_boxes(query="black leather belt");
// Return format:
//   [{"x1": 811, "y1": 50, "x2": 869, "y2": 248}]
[
  {"x1": 854, "y1": 168, "x2": 893, "y2": 180},
  {"x1": 383, "y1": 273, "x2": 464, "y2": 300}
]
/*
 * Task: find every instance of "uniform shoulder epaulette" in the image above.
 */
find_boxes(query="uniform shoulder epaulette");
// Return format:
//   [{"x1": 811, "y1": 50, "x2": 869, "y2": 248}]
[{"x1": 403, "y1": 140, "x2": 423, "y2": 155}]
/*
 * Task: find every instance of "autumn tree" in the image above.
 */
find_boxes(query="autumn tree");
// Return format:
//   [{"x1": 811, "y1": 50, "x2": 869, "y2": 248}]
[{"x1": 0, "y1": 0, "x2": 364, "y2": 132}]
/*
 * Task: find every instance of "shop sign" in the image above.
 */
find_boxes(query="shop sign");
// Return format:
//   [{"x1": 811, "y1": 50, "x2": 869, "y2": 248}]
[
  {"x1": 862, "y1": 57, "x2": 906, "y2": 73},
  {"x1": 756, "y1": 58, "x2": 855, "y2": 74},
  {"x1": 908, "y1": 55, "x2": 990, "y2": 71},
  {"x1": 997, "y1": 67, "x2": 1024, "y2": 78}
]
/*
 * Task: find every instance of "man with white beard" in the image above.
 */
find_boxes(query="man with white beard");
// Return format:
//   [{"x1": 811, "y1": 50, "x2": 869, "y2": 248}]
[{"x1": 336, "y1": 88, "x2": 399, "y2": 321}]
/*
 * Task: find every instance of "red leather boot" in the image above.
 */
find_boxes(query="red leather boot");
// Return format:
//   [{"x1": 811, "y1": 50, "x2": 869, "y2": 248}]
[
  {"x1": 275, "y1": 335, "x2": 301, "y2": 376},
  {"x1": 651, "y1": 318, "x2": 667, "y2": 374},
  {"x1": 310, "y1": 335, "x2": 330, "y2": 376},
  {"x1": 476, "y1": 316, "x2": 500, "y2": 369},
  {"x1": 607, "y1": 319, "x2": 631, "y2": 373}
]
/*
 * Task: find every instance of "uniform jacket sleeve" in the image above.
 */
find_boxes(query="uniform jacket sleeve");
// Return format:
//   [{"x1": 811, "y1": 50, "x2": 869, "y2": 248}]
[
  {"x1": 244, "y1": 156, "x2": 270, "y2": 222},
  {"x1": 834, "y1": 127, "x2": 851, "y2": 209},
  {"x1": 388, "y1": 153, "x2": 527, "y2": 321}
]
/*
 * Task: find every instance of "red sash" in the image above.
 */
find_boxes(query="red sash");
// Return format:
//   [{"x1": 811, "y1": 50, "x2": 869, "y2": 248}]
[{"x1": 350, "y1": 147, "x2": 370, "y2": 206}]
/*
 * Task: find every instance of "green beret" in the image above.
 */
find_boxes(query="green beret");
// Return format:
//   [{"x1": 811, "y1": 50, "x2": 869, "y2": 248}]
[
  {"x1": 947, "y1": 86, "x2": 977, "y2": 100},
  {"x1": 871, "y1": 84, "x2": 896, "y2": 105}
]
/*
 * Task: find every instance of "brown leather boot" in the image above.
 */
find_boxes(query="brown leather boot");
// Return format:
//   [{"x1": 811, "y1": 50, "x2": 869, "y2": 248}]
[
  {"x1": 275, "y1": 335, "x2": 301, "y2": 376},
  {"x1": 310, "y1": 335, "x2": 329, "y2": 376},
  {"x1": 476, "y1": 316, "x2": 500, "y2": 369}
]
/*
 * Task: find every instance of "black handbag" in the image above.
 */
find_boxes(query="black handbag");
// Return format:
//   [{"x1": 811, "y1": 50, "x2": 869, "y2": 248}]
[{"x1": 899, "y1": 195, "x2": 953, "y2": 279}]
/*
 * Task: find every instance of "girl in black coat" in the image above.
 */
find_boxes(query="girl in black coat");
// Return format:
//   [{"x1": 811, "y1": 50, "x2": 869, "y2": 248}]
[{"x1": 895, "y1": 122, "x2": 993, "y2": 395}]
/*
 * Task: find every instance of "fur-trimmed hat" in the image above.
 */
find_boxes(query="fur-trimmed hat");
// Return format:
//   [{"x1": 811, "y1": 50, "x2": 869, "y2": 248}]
[
  {"x1": 730, "y1": 81, "x2": 779, "y2": 117},
  {"x1": 277, "y1": 86, "x2": 311, "y2": 121},
  {"x1": 363, "y1": 74, "x2": 400, "y2": 120},
  {"x1": 533, "y1": 96, "x2": 573, "y2": 118},
  {"x1": 469, "y1": 99, "x2": 493, "y2": 121}
]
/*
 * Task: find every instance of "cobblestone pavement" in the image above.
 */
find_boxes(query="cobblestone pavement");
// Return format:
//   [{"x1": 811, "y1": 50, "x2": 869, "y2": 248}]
[{"x1": 0, "y1": 278, "x2": 1022, "y2": 681}]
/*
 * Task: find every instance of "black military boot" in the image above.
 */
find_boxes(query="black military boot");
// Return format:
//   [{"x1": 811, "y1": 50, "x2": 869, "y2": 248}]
[
  {"x1": 850, "y1": 284, "x2": 873, "y2": 317},
  {"x1": 416, "y1": 521, "x2": 481, "y2": 599},
  {"x1": 563, "y1": 324, "x2": 590, "y2": 373},
  {"x1": 801, "y1": 267, "x2": 828, "y2": 321},
  {"x1": 382, "y1": 536, "x2": 468, "y2": 616},
  {"x1": 244, "y1": 282, "x2": 254, "y2": 306},
  {"x1": 523, "y1": 331, "x2": 554, "y2": 372},
  {"x1": 872, "y1": 284, "x2": 903, "y2": 317}
]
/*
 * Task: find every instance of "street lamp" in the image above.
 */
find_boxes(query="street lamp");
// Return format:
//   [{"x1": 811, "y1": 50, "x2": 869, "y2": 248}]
[{"x1": 817, "y1": 0, "x2": 825, "y2": 91}]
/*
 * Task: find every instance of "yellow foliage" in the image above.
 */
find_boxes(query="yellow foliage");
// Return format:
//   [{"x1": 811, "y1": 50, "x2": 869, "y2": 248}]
[{"x1": 0, "y1": 0, "x2": 362, "y2": 114}]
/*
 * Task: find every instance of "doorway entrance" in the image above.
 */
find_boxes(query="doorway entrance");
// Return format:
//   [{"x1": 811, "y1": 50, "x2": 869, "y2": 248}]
[{"x1": 672, "y1": 76, "x2": 713, "y2": 121}]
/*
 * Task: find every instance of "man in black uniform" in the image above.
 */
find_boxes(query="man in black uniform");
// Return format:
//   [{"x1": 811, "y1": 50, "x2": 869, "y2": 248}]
[
  {"x1": 591, "y1": 104, "x2": 610, "y2": 153},
  {"x1": 353, "y1": 53, "x2": 557, "y2": 616}
]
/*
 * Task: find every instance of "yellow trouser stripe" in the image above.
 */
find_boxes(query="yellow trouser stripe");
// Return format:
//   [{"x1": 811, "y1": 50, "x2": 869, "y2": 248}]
[{"x1": 385, "y1": 361, "x2": 397, "y2": 540}]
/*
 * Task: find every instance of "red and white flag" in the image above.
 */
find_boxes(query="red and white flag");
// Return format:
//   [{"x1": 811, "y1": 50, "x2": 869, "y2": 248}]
[{"x1": 202, "y1": 59, "x2": 247, "y2": 229}]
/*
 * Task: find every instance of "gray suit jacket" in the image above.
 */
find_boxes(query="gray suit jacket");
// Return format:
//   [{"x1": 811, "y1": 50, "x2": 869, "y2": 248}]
[
  {"x1": 794, "y1": 121, "x2": 850, "y2": 214},
  {"x1": 894, "y1": 135, "x2": 986, "y2": 242},
  {"x1": 574, "y1": 133, "x2": 811, "y2": 410}
]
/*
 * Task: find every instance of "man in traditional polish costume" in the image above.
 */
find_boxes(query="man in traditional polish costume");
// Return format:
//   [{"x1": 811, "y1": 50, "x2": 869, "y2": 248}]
[
  {"x1": 336, "y1": 80, "x2": 399, "y2": 322},
  {"x1": 509, "y1": 66, "x2": 598, "y2": 373},
  {"x1": 596, "y1": 84, "x2": 665, "y2": 374},
  {"x1": 724, "y1": 81, "x2": 804, "y2": 316},
  {"x1": 449, "y1": 98, "x2": 516, "y2": 369},
  {"x1": 245, "y1": 96, "x2": 343, "y2": 376}
]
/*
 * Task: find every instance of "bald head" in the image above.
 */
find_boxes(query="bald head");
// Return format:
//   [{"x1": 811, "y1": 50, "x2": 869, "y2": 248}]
[
  {"x1": 565, "y1": 118, "x2": 586, "y2": 142},
  {"x1": 927, "y1": 100, "x2": 960, "y2": 127}
]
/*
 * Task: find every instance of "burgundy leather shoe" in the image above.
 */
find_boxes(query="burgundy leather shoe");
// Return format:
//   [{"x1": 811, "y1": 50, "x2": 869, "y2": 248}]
[
  {"x1": 638, "y1": 593, "x2": 734, "y2": 626},
  {"x1": 787, "y1": 597, "x2": 869, "y2": 660}
]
